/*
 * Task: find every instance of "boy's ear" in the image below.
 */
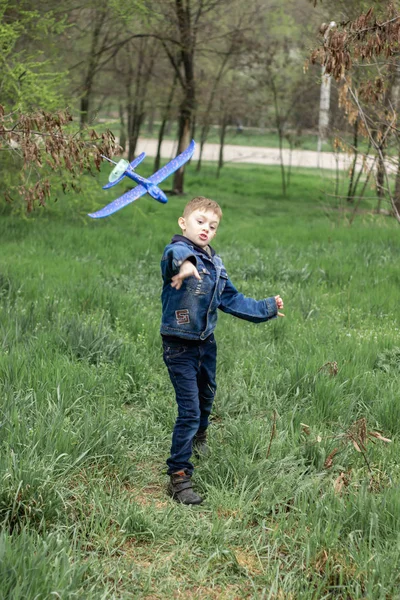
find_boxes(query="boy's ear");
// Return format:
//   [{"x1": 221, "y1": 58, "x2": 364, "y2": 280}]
[{"x1": 178, "y1": 216, "x2": 186, "y2": 231}]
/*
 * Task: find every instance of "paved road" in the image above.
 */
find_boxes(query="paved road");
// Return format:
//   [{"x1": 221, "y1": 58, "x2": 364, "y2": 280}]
[{"x1": 136, "y1": 137, "x2": 368, "y2": 171}]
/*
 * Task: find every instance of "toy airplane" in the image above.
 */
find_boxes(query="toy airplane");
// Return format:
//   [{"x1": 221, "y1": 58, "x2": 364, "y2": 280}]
[{"x1": 88, "y1": 139, "x2": 196, "y2": 219}]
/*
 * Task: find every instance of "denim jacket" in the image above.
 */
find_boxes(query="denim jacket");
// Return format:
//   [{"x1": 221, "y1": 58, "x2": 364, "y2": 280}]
[{"x1": 160, "y1": 235, "x2": 278, "y2": 340}]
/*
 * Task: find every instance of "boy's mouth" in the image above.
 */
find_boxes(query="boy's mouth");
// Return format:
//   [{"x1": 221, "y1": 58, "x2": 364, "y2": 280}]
[{"x1": 199, "y1": 233, "x2": 208, "y2": 241}]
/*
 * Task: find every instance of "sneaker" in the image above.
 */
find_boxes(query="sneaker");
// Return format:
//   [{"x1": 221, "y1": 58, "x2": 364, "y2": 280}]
[{"x1": 168, "y1": 470, "x2": 203, "y2": 505}]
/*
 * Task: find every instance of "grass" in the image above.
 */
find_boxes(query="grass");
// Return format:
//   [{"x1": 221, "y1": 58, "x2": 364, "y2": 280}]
[{"x1": 0, "y1": 161, "x2": 399, "y2": 598}]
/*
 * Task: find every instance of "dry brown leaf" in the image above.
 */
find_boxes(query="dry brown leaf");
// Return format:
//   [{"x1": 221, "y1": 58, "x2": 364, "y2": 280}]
[
  {"x1": 317, "y1": 361, "x2": 338, "y2": 376},
  {"x1": 301, "y1": 423, "x2": 311, "y2": 435},
  {"x1": 315, "y1": 549, "x2": 329, "y2": 572},
  {"x1": 369, "y1": 431, "x2": 392, "y2": 443},
  {"x1": 334, "y1": 472, "x2": 346, "y2": 494},
  {"x1": 365, "y1": 7, "x2": 373, "y2": 21},
  {"x1": 324, "y1": 448, "x2": 338, "y2": 469},
  {"x1": 352, "y1": 440, "x2": 361, "y2": 452}
]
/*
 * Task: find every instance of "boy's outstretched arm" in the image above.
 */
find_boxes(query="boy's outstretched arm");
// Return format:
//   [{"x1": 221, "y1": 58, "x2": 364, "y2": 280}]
[
  {"x1": 171, "y1": 260, "x2": 201, "y2": 290},
  {"x1": 275, "y1": 294, "x2": 285, "y2": 317},
  {"x1": 219, "y1": 277, "x2": 283, "y2": 322},
  {"x1": 161, "y1": 243, "x2": 198, "y2": 281}
]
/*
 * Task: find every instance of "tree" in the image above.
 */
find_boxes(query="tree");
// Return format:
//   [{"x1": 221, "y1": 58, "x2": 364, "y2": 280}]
[
  {"x1": 214, "y1": 75, "x2": 247, "y2": 178},
  {"x1": 0, "y1": 1, "x2": 119, "y2": 212},
  {"x1": 196, "y1": 12, "x2": 253, "y2": 172},
  {"x1": 115, "y1": 37, "x2": 159, "y2": 160},
  {"x1": 311, "y1": 2, "x2": 400, "y2": 223},
  {"x1": 153, "y1": 0, "x2": 242, "y2": 193},
  {"x1": 154, "y1": 68, "x2": 180, "y2": 172},
  {"x1": 245, "y1": 3, "x2": 319, "y2": 196},
  {"x1": 63, "y1": 0, "x2": 149, "y2": 128},
  {"x1": 0, "y1": 106, "x2": 119, "y2": 212},
  {"x1": 0, "y1": 0, "x2": 66, "y2": 111}
]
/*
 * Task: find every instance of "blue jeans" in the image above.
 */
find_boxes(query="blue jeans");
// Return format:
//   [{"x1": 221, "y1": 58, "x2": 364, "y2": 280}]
[{"x1": 162, "y1": 335, "x2": 217, "y2": 475}]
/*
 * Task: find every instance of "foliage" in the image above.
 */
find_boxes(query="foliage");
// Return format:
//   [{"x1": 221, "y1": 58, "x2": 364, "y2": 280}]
[
  {"x1": 0, "y1": 106, "x2": 120, "y2": 212},
  {"x1": 310, "y1": 3, "x2": 400, "y2": 222},
  {"x1": 311, "y1": 5, "x2": 400, "y2": 78},
  {"x1": 375, "y1": 347, "x2": 400, "y2": 373},
  {"x1": 0, "y1": 1, "x2": 123, "y2": 213},
  {"x1": 0, "y1": 0, "x2": 66, "y2": 110}
]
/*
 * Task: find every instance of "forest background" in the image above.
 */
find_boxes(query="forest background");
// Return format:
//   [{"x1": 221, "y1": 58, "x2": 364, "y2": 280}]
[
  {"x1": 1, "y1": 1, "x2": 400, "y2": 598},
  {"x1": 2, "y1": 0, "x2": 400, "y2": 216}
]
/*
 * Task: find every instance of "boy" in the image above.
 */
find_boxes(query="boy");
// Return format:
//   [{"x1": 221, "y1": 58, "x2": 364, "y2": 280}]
[{"x1": 161, "y1": 196, "x2": 284, "y2": 505}]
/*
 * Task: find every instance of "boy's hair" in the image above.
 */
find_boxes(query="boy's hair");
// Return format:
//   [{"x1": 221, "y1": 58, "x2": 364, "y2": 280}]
[{"x1": 183, "y1": 197, "x2": 222, "y2": 220}]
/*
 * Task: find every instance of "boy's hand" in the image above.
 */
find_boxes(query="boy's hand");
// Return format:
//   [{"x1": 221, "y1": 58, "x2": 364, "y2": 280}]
[
  {"x1": 275, "y1": 295, "x2": 285, "y2": 317},
  {"x1": 171, "y1": 260, "x2": 201, "y2": 290}
]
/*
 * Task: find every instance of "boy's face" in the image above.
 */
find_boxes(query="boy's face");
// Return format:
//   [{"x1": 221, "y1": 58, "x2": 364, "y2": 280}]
[{"x1": 178, "y1": 209, "x2": 220, "y2": 248}]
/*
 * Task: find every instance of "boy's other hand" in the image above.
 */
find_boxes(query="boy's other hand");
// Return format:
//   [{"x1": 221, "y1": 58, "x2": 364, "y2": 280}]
[
  {"x1": 275, "y1": 295, "x2": 285, "y2": 317},
  {"x1": 171, "y1": 260, "x2": 201, "y2": 290}
]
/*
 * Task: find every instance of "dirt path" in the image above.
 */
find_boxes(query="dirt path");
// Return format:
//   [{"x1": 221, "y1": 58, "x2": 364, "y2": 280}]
[{"x1": 136, "y1": 137, "x2": 366, "y2": 171}]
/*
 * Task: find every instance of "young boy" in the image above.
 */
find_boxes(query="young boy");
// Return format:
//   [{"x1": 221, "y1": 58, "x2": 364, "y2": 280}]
[{"x1": 160, "y1": 196, "x2": 284, "y2": 505}]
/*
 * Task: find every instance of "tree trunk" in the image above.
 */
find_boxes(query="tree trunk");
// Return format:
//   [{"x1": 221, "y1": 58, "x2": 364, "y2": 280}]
[
  {"x1": 126, "y1": 40, "x2": 156, "y2": 160},
  {"x1": 347, "y1": 118, "x2": 359, "y2": 203},
  {"x1": 172, "y1": 0, "x2": 196, "y2": 194},
  {"x1": 197, "y1": 138, "x2": 205, "y2": 173},
  {"x1": 80, "y1": 94, "x2": 90, "y2": 128},
  {"x1": 269, "y1": 72, "x2": 286, "y2": 196},
  {"x1": 128, "y1": 112, "x2": 145, "y2": 160},
  {"x1": 197, "y1": 137, "x2": 206, "y2": 173},
  {"x1": 376, "y1": 151, "x2": 385, "y2": 213},
  {"x1": 173, "y1": 97, "x2": 193, "y2": 193},
  {"x1": 393, "y1": 144, "x2": 400, "y2": 217},
  {"x1": 277, "y1": 125, "x2": 286, "y2": 197},
  {"x1": 147, "y1": 104, "x2": 155, "y2": 134},
  {"x1": 79, "y1": 8, "x2": 107, "y2": 129},
  {"x1": 374, "y1": 65, "x2": 397, "y2": 212},
  {"x1": 217, "y1": 109, "x2": 227, "y2": 179},
  {"x1": 197, "y1": 52, "x2": 231, "y2": 172},
  {"x1": 155, "y1": 120, "x2": 167, "y2": 173},
  {"x1": 392, "y1": 62, "x2": 400, "y2": 219},
  {"x1": 119, "y1": 103, "x2": 126, "y2": 153},
  {"x1": 190, "y1": 113, "x2": 196, "y2": 147},
  {"x1": 154, "y1": 72, "x2": 178, "y2": 172},
  {"x1": 317, "y1": 65, "x2": 331, "y2": 156}
]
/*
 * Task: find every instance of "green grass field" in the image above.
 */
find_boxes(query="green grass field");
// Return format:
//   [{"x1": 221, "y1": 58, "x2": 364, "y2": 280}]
[{"x1": 1, "y1": 162, "x2": 399, "y2": 598}]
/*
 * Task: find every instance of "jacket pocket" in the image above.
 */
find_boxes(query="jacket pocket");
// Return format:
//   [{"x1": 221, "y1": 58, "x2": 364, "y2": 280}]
[
  {"x1": 187, "y1": 267, "x2": 212, "y2": 295},
  {"x1": 218, "y1": 269, "x2": 229, "y2": 293}
]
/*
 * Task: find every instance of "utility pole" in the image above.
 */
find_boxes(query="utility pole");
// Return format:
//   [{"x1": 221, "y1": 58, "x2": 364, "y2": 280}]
[{"x1": 317, "y1": 22, "x2": 336, "y2": 165}]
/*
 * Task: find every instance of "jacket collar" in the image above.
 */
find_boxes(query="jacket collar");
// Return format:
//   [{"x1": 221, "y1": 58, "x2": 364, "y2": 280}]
[{"x1": 171, "y1": 234, "x2": 215, "y2": 258}]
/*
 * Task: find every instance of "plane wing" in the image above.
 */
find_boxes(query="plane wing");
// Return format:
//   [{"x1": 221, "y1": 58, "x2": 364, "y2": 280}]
[
  {"x1": 88, "y1": 184, "x2": 147, "y2": 219},
  {"x1": 129, "y1": 152, "x2": 146, "y2": 171},
  {"x1": 149, "y1": 139, "x2": 195, "y2": 185}
]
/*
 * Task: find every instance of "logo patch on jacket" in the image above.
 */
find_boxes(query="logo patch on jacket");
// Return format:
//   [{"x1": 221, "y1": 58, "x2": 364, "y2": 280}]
[{"x1": 175, "y1": 309, "x2": 190, "y2": 325}]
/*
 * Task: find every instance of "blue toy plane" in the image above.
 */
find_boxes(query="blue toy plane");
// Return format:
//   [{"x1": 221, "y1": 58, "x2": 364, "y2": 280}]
[{"x1": 88, "y1": 139, "x2": 195, "y2": 219}]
